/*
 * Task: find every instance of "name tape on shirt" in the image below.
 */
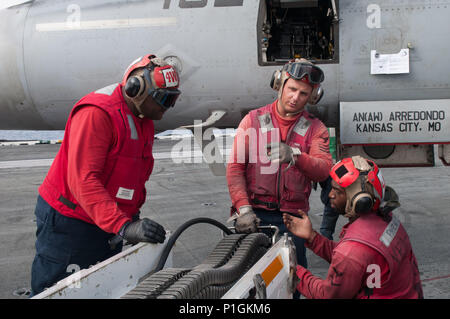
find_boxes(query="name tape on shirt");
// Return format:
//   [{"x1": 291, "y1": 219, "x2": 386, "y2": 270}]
[
  {"x1": 116, "y1": 187, "x2": 134, "y2": 201},
  {"x1": 379, "y1": 214, "x2": 400, "y2": 247}
]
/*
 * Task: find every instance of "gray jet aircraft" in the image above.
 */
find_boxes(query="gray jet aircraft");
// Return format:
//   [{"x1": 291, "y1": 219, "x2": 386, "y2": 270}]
[{"x1": 1, "y1": 0, "x2": 449, "y2": 167}]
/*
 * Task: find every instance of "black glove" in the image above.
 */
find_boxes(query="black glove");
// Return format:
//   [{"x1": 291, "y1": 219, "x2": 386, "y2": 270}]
[{"x1": 119, "y1": 218, "x2": 166, "y2": 244}]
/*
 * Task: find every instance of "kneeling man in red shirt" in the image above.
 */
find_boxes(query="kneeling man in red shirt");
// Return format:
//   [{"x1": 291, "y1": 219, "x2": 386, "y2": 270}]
[{"x1": 283, "y1": 156, "x2": 423, "y2": 299}]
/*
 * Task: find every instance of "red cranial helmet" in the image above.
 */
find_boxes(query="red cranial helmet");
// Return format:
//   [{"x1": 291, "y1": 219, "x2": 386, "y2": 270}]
[
  {"x1": 330, "y1": 156, "x2": 386, "y2": 216},
  {"x1": 122, "y1": 54, "x2": 181, "y2": 115}
]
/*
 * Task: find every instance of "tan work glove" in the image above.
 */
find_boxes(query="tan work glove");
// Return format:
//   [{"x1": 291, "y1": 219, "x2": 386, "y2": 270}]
[
  {"x1": 267, "y1": 142, "x2": 301, "y2": 169},
  {"x1": 228, "y1": 205, "x2": 261, "y2": 234}
]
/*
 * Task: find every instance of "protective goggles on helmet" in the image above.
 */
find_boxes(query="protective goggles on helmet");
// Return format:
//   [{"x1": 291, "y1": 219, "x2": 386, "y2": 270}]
[
  {"x1": 284, "y1": 62, "x2": 325, "y2": 84},
  {"x1": 142, "y1": 66, "x2": 181, "y2": 109},
  {"x1": 150, "y1": 88, "x2": 181, "y2": 109}
]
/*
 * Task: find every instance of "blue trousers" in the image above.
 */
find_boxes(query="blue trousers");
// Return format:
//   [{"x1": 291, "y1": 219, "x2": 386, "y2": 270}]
[
  {"x1": 30, "y1": 196, "x2": 122, "y2": 297},
  {"x1": 254, "y1": 208, "x2": 308, "y2": 268},
  {"x1": 319, "y1": 177, "x2": 339, "y2": 240}
]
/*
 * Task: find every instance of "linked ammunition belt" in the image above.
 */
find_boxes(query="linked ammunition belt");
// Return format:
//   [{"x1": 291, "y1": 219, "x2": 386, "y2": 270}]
[{"x1": 121, "y1": 233, "x2": 271, "y2": 299}]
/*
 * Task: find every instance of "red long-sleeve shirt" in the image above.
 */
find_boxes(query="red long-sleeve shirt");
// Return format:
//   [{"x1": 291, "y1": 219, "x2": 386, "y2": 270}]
[
  {"x1": 296, "y1": 225, "x2": 390, "y2": 299},
  {"x1": 66, "y1": 106, "x2": 132, "y2": 234},
  {"x1": 226, "y1": 101, "x2": 332, "y2": 210}
]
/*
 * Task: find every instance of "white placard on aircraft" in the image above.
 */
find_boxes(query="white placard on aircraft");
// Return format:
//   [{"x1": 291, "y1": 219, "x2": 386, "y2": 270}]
[
  {"x1": 370, "y1": 49, "x2": 410, "y2": 75},
  {"x1": 340, "y1": 99, "x2": 450, "y2": 144}
]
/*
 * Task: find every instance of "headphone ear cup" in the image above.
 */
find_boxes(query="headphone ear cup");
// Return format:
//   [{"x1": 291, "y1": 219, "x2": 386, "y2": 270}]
[
  {"x1": 353, "y1": 193, "x2": 374, "y2": 214},
  {"x1": 270, "y1": 70, "x2": 282, "y2": 91},
  {"x1": 125, "y1": 76, "x2": 145, "y2": 98},
  {"x1": 308, "y1": 85, "x2": 324, "y2": 105}
]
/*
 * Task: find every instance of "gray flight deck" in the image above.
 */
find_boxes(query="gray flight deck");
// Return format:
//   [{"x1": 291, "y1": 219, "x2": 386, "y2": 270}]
[{"x1": 0, "y1": 139, "x2": 449, "y2": 299}]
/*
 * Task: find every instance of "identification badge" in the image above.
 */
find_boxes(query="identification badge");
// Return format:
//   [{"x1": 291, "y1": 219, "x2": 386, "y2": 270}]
[
  {"x1": 379, "y1": 215, "x2": 400, "y2": 247},
  {"x1": 116, "y1": 187, "x2": 134, "y2": 200}
]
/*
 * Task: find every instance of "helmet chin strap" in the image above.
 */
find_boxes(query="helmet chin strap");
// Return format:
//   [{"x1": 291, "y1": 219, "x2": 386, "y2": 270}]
[
  {"x1": 131, "y1": 87, "x2": 148, "y2": 119},
  {"x1": 134, "y1": 102, "x2": 145, "y2": 119},
  {"x1": 285, "y1": 110, "x2": 303, "y2": 117},
  {"x1": 276, "y1": 99, "x2": 303, "y2": 118}
]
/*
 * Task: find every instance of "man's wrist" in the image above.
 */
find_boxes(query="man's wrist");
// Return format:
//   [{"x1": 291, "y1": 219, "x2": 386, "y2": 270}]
[
  {"x1": 291, "y1": 147, "x2": 301, "y2": 156},
  {"x1": 308, "y1": 230, "x2": 317, "y2": 244},
  {"x1": 118, "y1": 221, "x2": 131, "y2": 237}
]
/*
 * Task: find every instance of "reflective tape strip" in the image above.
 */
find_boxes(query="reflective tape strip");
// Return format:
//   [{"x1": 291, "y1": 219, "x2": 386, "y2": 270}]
[
  {"x1": 258, "y1": 113, "x2": 274, "y2": 131},
  {"x1": 261, "y1": 254, "x2": 284, "y2": 287},
  {"x1": 292, "y1": 116, "x2": 311, "y2": 137},
  {"x1": 379, "y1": 214, "x2": 400, "y2": 247},
  {"x1": 127, "y1": 115, "x2": 138, "y2": 140},
  {"x1": 95, "y1": 83, "x2": 118, "y2": 96}
]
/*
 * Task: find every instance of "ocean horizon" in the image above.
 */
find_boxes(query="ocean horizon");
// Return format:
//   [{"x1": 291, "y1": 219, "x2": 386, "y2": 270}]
[
  {"x1": 0, "y1": 130, "x2": 65, "y2": 141},
  {"x1": 0, "y1": 129, "x2": 235, "y2": 141}
]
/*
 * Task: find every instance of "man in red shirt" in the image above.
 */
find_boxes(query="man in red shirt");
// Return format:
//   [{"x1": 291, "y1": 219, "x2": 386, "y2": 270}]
[
  {"x1": 226, "y1": 59, "x2": 332, "y2": 292},
  {"x1": 283, "y1": 156, "x2": 423, "y2": 298},
  {"x1": 30, "y1": 54, "x2": 181, "y2": 296}
]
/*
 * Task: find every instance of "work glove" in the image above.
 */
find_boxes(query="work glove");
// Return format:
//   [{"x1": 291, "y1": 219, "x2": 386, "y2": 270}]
[
  {"x1": 231, "y1": 205, "x2": 261, "y2": 234},
  {"x1": 119, "y1": 218, "x2": 166, "y2": 244},
  {"x1": 267, "y1": 142, "x2": 301, "y2": 169}
]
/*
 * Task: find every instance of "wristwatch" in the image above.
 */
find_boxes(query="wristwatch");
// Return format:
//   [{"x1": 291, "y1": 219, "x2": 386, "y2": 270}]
[{"x1": 292, "y1": 147, "x2": 301, "y2": 156}]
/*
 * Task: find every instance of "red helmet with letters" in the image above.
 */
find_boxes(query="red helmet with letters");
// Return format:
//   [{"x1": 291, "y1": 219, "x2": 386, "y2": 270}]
[{"x1": 122, "y1": 54, "x2": 181, "y2": 111}]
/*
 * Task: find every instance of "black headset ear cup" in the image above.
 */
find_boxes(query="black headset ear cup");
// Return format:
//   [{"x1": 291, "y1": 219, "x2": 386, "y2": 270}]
[
  {"x1": 270, "y1": 72, "x2": 276, "y2": 89},
  {"x1": 125, "y1": 76, "x2": 144, "y2": 98},
  {"x1": 353, "y1": 193, "x2": 374, "y2": 214}
]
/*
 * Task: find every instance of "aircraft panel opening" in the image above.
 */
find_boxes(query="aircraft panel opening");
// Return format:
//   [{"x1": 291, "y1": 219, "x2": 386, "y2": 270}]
[{"x1": 258, "y1": 0, "x2": 339, "y2": 65}]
